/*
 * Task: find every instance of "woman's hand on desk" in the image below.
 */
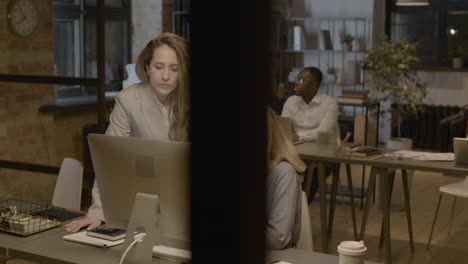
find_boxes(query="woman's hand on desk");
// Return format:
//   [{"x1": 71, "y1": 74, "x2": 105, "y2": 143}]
[{"x1": 65, "y1": 218, "x2": 102, "y2": 232}]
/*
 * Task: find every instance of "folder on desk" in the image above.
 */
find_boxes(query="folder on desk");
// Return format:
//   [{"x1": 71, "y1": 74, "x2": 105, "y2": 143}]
[{"x1": 63, "y1": 230, "x2": 145, "y2": 248}]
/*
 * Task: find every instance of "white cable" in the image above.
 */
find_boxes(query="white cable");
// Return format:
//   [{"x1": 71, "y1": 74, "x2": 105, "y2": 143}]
[{"x1": 119, "y1": 237, "x2": 144, "y2": 264}]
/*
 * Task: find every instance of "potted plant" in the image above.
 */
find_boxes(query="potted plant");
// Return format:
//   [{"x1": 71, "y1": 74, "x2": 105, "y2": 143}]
[
  {"x1": 363, "y1": 36, "x2": 427, "y2": 150},
  {"x1": 448, "y1": 47, "x2": 466, "y2": 69},
  {"x1": 340, "y1": 33, "x2": 355, "y2": 51},
  {"x1": 326, "y1": 66, "x2": 338, "y2": 83}
]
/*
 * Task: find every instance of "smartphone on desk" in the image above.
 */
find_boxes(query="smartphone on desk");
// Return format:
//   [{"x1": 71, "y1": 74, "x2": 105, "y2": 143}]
[{"x1": 86, "y1": 225, "x2": 127, "y2": 241}]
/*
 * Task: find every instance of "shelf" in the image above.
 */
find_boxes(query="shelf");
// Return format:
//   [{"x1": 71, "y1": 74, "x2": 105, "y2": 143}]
[
  {"x1": 285, "y1": 49, "x2": 367, "y2": 54},
  {"x1": 287, "y1": 17, "x2": 367, "y2": 22}
]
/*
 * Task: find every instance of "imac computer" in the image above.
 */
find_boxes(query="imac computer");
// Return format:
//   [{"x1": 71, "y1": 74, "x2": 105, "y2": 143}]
[{"x1": 87, "y1": 134, "x2": 191, "y2": 262}]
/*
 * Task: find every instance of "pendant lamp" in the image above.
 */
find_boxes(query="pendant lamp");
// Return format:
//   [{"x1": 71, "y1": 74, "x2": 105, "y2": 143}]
[{"x1": 396, "y1": 0, "x2": 429, "y2": 6}]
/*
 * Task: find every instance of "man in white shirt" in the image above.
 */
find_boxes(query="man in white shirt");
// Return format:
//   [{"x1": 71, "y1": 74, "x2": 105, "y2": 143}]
[
  {"x1": 281, "y1": 67, "x2": 339, "y2": 203},
  {"x1": 281, "y1": 67, "x2": 339, "y2": 143}
]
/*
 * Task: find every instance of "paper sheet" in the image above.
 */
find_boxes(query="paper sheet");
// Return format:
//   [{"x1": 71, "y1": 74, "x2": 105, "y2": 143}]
[{"x1": 384, "y1": 150, "x2": 454, "y2": 161}]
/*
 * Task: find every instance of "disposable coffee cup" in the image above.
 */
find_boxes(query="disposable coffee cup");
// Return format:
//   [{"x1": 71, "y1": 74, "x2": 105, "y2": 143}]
[{"x1": 337, "y1": 240, "x2": 367, "y2": 264}]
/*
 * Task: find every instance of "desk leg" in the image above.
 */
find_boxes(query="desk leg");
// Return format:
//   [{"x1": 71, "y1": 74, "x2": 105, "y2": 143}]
[
  {"x1": 327, "y1": 163, "x2": 340, "y2": 238},
  {"x1": 359, "y1": 167, "x2": 377, "y2": 240},
  {"x1": 346, "y1": 164, "x2": 358, "y2": 240},
  {"x1": 318, "y1": 162, "x2": 328, "y2": 253},
  {"x1": 360, "y1": 165, "x2": 366, "y2": 210},
  {"x1": 402, "y1": 169, "x2": 415, "y2": 253},
  {"x1": 381, "y1": 168, "x2": 392, "y2": 264}
]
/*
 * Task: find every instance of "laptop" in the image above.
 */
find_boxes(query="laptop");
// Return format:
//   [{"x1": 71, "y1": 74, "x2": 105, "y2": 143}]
[{"x1": 453, "y1": 137, "x2": 468, "y2": 165}]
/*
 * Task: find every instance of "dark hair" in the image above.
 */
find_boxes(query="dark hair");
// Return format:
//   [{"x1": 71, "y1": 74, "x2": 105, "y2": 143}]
[{"x1": 302, "y1": 67, "x2": 323, "y2": 85}]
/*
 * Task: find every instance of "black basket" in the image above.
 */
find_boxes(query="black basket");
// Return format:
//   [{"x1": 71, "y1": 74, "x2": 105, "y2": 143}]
[{"x1": 0, "y1": 199, "x2": 61, "y2": 236}]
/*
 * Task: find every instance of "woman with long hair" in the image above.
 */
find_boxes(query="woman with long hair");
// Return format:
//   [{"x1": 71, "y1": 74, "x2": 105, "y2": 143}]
[
  {"x1": 66, "y1": 33, "x2": 190, "y2": 232},
  {"x1": 265, "y1": 106, "x2": 306, "y2": 249}
]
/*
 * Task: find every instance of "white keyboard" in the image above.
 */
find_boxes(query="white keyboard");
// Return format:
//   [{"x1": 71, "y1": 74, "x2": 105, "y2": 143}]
[{"x1": 152, "y1": 245, "x2": 192, "y2": 263}]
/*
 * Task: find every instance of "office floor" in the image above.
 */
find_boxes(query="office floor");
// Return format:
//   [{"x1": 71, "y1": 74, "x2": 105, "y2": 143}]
[{"x1": 307, "y1": 165, "x2": 468, "y2": 264}]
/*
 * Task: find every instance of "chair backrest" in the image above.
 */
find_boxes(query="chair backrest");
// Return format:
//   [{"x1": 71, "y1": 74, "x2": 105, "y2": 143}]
[
  {"x1": 52, "y1": 158, "x2": 83, "y2": 210},
  {"x1": 295, "y1": 191, "x2": 314, "y2": 251}
]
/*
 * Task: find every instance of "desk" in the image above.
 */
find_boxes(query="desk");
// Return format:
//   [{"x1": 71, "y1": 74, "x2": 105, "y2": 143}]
[
  {"x1": 0, "y1": 221, "x2": 176, "y2": 264},
  {"x1": 0, "y1": 223, "x2": 382, "y2": 264},
  {"x1": 266, "y1": 248, "x2": 381, "y2": 264},
  {"x1": 295, "y1": 142, "x2": 468, "y2": 264}
]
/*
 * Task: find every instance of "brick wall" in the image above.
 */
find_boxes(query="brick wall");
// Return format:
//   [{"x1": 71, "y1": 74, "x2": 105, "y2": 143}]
[{"x1": 0, "y1": 0, "x2": 96, "y2": 203}]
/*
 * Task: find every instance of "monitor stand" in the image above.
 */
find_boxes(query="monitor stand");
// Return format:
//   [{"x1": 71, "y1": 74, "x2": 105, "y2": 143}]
[{"x1": 121, "y1": 192, "x2": 160, "y2": 264}]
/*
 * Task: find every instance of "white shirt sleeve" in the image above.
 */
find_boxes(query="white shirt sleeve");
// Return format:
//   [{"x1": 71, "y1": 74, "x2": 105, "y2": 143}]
[
  {"x1": 281, "y1": 97, "x2": 294, "y2": 119},
  {"x1": 265, "y1": 162, "x2": 301, "y2": 250},
  {"x1": 299, "y1": 98, "x2": 338, "y2": 143}
]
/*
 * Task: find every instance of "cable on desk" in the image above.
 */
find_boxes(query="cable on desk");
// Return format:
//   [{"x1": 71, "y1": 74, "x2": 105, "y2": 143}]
[{"x1": 119, "y1": 236, "x2": 144, "y2": 264}]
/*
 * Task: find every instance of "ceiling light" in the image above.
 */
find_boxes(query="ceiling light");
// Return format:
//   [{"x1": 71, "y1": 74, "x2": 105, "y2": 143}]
[{"x1": 396, "y1": 0, "x2": 430, "y2": 6}]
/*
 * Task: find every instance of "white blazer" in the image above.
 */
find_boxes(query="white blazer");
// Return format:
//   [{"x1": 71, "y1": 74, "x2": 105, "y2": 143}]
[{"x1": 87, "y1": 82, "x2": 170, "y2": 220}]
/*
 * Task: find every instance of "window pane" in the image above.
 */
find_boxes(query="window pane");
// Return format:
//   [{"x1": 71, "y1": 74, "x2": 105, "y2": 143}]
[
  {"x1": 391, "y1": 11, "x2": 438, "y2": 65},
  {"x1": 85, "y1": 0, "x2": 125, "y2": 7},
  {"x1": 85, "y1": 20, "x2": 128, "y2": 91},
  {"x1": 54, "y1": 20, "x2": 81, "y2": 77},
  {"x1": 445, "y1": 11, "x2": 468, "y2": 62}
]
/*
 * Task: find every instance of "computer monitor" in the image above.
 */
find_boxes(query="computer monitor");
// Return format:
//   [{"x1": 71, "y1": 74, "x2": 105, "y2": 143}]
[{"x1": 87, "y1": 134, "x2": 191, "y2": 244}]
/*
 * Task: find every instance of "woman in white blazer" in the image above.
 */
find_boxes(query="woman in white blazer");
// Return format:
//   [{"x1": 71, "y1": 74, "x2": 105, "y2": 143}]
[{"x1": 66, "y1": 32, "x2": 190, "y2": 232}]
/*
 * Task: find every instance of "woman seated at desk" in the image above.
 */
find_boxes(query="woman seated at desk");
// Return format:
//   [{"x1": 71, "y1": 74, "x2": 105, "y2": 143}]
[
  {"x1": 266, "y1": 107, "x2": 307, "y2": 249},
  {"x1": 65, "y1": 32, "x2": 190, "y2": 232}
]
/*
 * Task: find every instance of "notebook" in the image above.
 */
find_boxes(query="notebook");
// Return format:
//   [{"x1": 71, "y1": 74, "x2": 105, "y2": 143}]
[
  {"x1": 454, "y1": 137, "x2": 468, "y2": 165},
  {"x1": 63, "y1": 230, "x2": 145, "y2": 248}
]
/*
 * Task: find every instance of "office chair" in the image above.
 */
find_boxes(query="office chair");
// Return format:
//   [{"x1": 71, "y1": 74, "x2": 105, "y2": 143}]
[
  {"x1": 426, "y1": 176, "x2": 468, "y2": 250},
  {"x1": 296, "y1": 191, "x2": 314, "y2": 250},
  {"x1": 52, "y1": 158, "x2": 83, "y2": 210}
]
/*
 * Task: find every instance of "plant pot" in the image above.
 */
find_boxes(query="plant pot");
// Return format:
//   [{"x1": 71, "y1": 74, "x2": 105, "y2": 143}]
[
  {"x1": 386, "y1": 137, "x2": 413, "y2": 150},
  {"x1": 452, "y1": 57, "x2": 464, "y2": 69},
  {"x1": 326, "y1": 74, "x2": 337, "y2": 83},
  {"x1": 343, "y1": 43, "x2": 353, "y2": 51}
]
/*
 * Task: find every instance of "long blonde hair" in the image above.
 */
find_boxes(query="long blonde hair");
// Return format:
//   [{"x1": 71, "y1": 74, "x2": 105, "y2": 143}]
[
  {"x1": 266, "y1": 107, "x2": 306, "y2": 173},
  {"x1": 136, "y1": 32, "x2": 190, "y2": 142}
]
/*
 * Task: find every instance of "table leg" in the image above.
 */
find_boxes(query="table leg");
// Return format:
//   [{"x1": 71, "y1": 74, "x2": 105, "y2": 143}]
[
  {"x1": 318, "y1": 162, "x2": 328, "y2": 253},
  {"x1": 359, "y1": 167, "x2": 377, "y2": 240},
  {"x1": 381, "y1": 168, "x2": 392, "y2": 264},
  {"x1": 361, "y1": 165, "x2": 366, "y2": 210},
  {"x1": 402, "y1": 169, "x2": 415, "y2": 253},
  {"x1": 346, "y1": 164, "x2": 358, "y2": 240},
  {"x1": 328, "y1": 163, "x2": 340, "y2": 238},
  {"x1": 379, "y1": 170, "x2": 395, "y2": 249}
]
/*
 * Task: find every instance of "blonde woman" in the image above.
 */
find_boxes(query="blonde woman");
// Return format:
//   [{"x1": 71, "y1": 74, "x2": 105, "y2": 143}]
[
  {"x1": 66, "y1": 33, "x2": 190, "y2": 232},
  {"x1": 266, "y1": 107, "x2": 307, "y2": 249}
]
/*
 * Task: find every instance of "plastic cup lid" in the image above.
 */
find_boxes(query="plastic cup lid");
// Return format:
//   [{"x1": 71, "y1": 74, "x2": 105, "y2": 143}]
[{"x1": 337, "y1": 240, "x2": 367, "y2": 256}]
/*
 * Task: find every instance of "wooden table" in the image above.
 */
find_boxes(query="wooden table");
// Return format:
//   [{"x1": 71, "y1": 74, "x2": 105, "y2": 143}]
[{"x1": 295, "y1": 142, "x2": 468, "y2": 264}]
